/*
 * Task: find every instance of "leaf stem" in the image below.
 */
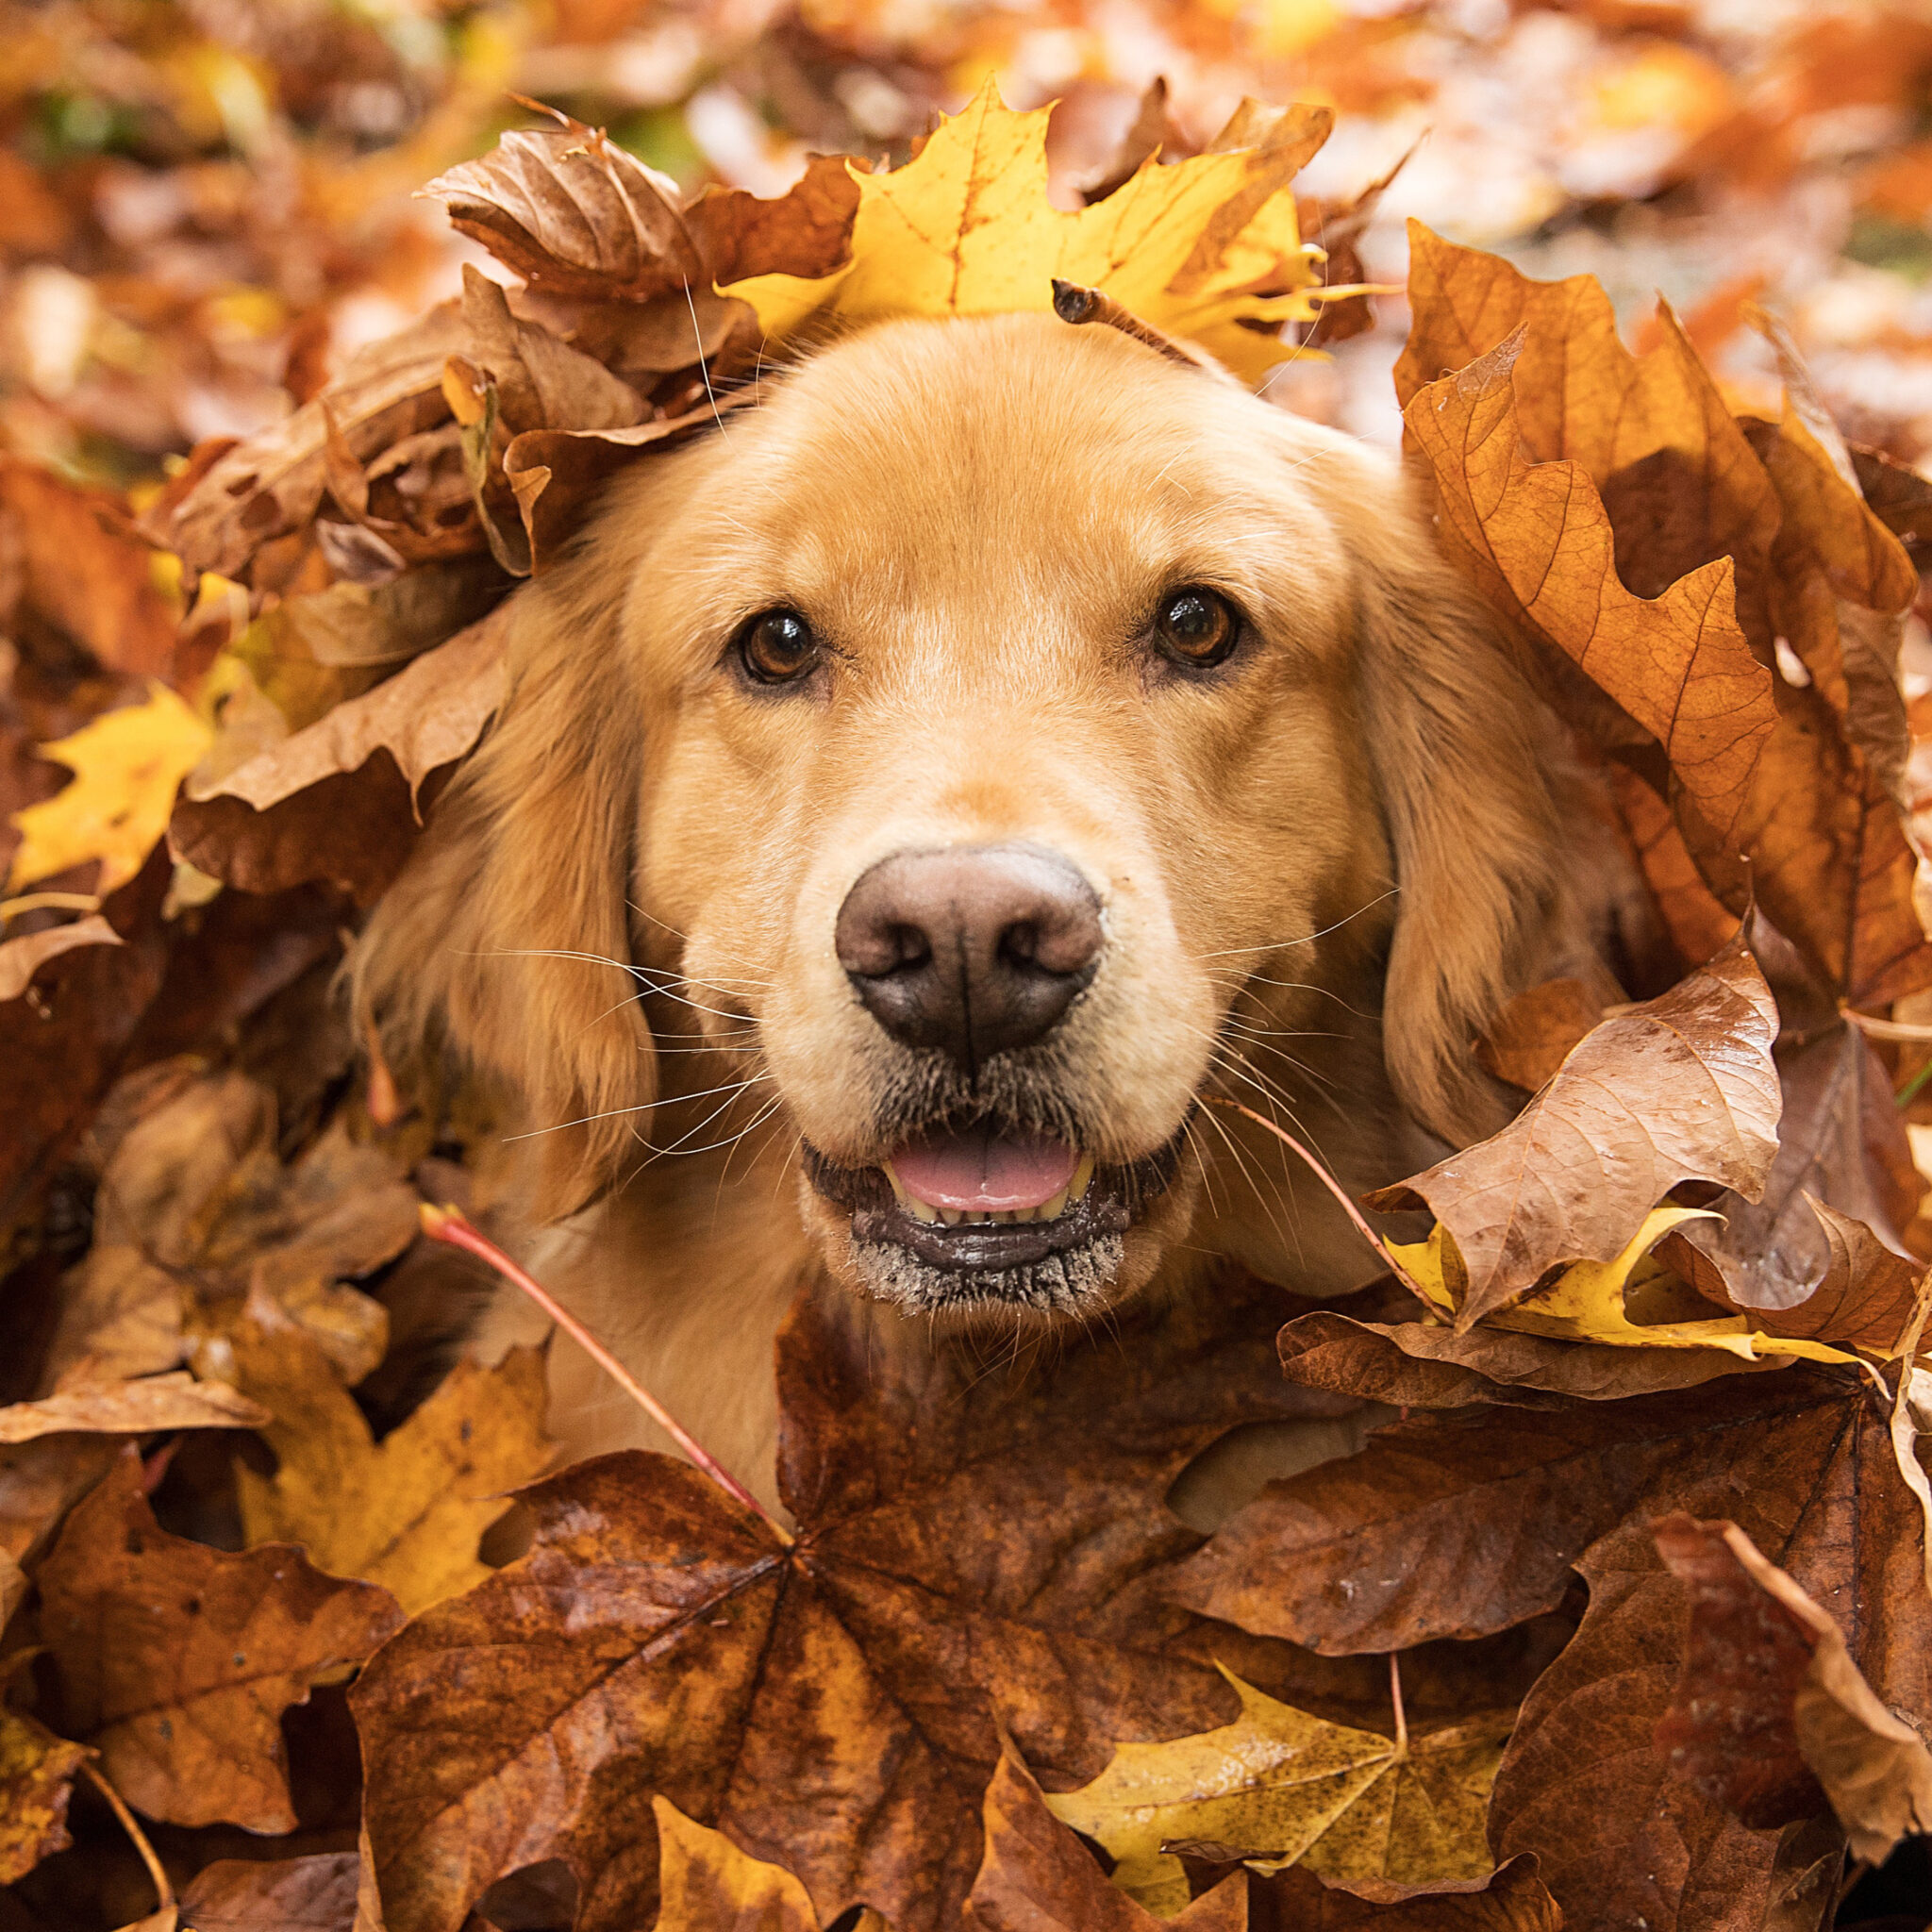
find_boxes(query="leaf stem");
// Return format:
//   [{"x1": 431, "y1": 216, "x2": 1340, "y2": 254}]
[
  {"x1": 419, "y1": 1202, "x2": 794, "y2": 1546},
  {"x1": 1388, "y1": 1652, "x2": 1408, "y2": 1757},
  {"x1": 81, "y1": 1758, "x2": 173, "y2": 1914},
  {"x1": 1202, "y1": 1096, "x2": 1433, "y2": 1307}
]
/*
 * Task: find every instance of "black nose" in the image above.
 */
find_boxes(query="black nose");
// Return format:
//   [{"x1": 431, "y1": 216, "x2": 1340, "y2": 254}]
[{"x1": 835, "y1": 842, "x2": 1104, "y2": 1072}]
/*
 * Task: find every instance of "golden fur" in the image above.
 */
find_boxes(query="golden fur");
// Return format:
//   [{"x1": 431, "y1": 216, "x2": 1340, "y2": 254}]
[{"x1": 354, "y1": 311, "x2": 1619, "y2": 1501}]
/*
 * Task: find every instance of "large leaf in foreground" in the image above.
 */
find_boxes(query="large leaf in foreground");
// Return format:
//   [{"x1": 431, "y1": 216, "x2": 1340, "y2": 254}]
[
  {"x1": 352, "y1": 1281, "x2": 1343, "y2": 1932},
  {"x1": 1368, "y1": 934, "x2": 1780, "y2": 1330}
]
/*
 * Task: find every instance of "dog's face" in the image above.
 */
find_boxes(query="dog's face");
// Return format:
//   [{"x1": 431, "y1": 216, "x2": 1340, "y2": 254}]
[
  {"x1": 625, "y1": 315, "x2": 1394, "y2": 1316},
  {"x1": 362, "y1": 310, "x2": 1574, "y2": 1324}
]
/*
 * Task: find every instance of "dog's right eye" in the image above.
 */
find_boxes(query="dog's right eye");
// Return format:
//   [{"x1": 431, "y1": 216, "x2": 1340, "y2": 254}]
[{"x1": 738, "y1": 609, "x2": 820, "y2": 685}]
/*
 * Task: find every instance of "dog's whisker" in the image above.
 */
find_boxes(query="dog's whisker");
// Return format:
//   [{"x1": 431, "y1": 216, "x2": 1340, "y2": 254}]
[
  {"x1": 646, "y1": 1096, "x2": 788, "y2": 1164},
  {"x1": 1190, "y1": 890, "x2": 1400, "y2": 959},
  {"x1": 504, "y1": 1074, "x2": 776, "y2": 1141}
]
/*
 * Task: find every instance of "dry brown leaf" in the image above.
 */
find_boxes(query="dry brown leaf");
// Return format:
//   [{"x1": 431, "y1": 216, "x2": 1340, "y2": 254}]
[
  {"x1": 171, "y1": 600, "x2": 508, "y2": 903},
  {"x1": 209, "y1": 1291, "x2": 554, "y2": 1616},
  {"x1": 37, "y1": 1443, "x2": 400, "y2": 1830},
  {"x1": 0, "y1": 1436, "x2": 117, "y2": 1566},
  {"x1": 965, "y1": 1745, "x2": 1246, "y2": 1930},
  {"x1": 684, "y1": 152, "x2": 866, "y2": 288},
  {"x1": 0, "y1": 1707, "x2": 89, "y2": 1884},
  {"x1": 421, "y1": 111, "x2": 703, "y2": 304},
  {"x1": 1367, "y1": 932, "x2": 1779, "y2": 1330},
  {"x1": 0, "y1": 1371, "x2": 268, "y2": 1443},
  {"x1": 1654, "y1": 1513, "x2": 1932, "y2": 1862}
]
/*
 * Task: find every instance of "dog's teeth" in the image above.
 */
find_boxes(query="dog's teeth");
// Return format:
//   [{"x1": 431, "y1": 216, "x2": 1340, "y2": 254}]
[
  {"x1": 1068, "y1": 1153, "x2": 1096, "y2": 1204},
  {"x1": 939, "y1": 1207, "x2": 963, "y2": 1226},
  {"x1": 1035, "y1": 1186, "x2": 1068, "y2": 1222},
  {"x1": 904, "y1": 1193, "x2": 939, "y2": 1224},
  {"x1": 882, "y1": 1161, "x2": 909, "y2": 1206}
]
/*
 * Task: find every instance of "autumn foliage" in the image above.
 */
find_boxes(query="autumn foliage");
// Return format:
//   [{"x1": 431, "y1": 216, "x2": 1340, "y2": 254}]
[{"x1": 6, "y1": 8, "x2": 1932, "y2": 1932}]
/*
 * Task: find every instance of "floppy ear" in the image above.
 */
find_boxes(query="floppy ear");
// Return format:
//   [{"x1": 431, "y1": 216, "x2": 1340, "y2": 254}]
[
  {"x1": 349, "y1": 549, "x2": 654, "y2": 1219},
  {"x1": 1321, "y1": 449, "x2": 1606, "y2": 1146}
]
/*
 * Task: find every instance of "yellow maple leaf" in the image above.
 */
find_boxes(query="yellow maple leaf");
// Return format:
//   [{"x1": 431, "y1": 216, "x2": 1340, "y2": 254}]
[
  {"x1": 5, "y1": 684, "x2": 211, "y2": 897},
  {"x1": 720, "y1": 78, "x2": 1336, "y2": 383},
  {"x1": 1392, "y1": 1208, "x2": 1861, "y2": 1366},
  {"x1": 1044, "y1": 1666, "x2": 1505, "y2": 1914}
]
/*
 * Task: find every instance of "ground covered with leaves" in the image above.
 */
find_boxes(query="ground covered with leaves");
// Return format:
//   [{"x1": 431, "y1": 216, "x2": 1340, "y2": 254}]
[{"x1": 8, "y1": 4, "x2": 1932, "y2": 1931}]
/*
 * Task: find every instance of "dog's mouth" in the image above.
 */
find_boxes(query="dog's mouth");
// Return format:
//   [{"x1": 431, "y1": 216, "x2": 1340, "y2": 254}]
[{"x1": 802, "y1": 1114, "x2": 1187, "y2": 1315}]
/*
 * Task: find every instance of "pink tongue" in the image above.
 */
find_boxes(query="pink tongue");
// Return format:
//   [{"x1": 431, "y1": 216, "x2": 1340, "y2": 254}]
[{"x1": 891, "y1": 1126, "x2": 1078, "y2": 1213}]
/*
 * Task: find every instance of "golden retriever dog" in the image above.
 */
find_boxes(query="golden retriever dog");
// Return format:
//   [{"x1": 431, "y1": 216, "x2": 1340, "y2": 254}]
[{"x1": 354, "y1": 309, "x2": 1622, "y2": 1507}]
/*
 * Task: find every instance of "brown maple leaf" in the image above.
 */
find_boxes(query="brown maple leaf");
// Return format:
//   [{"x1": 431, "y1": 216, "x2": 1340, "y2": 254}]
[
  {"x1": 35, "y1": 1444, "x2": 401, "y2": 1831},
  {"x1": 1366, "y1": 931, "x2": 1780, "y2": 1330},
  {"x1": 173, "y1": 1853, "x2": 360, "y2": 1929},
  {"x1": 350, "y1": 1279, "x2": 1350, "y2": 1932}
]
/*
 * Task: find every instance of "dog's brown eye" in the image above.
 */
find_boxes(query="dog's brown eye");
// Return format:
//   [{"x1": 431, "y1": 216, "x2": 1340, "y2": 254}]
[
  {"x1": 739, "y1": 609, "x2": 819, "y2": 685},
  {"x1": 1154, "y1": 587, "x2": 1239, "y2": 668}
]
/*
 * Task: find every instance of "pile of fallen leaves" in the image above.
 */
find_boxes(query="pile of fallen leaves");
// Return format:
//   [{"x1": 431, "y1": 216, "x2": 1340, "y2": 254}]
[{"x1": 6, "y1": 76, "x2": 1932, "y2": 1932}]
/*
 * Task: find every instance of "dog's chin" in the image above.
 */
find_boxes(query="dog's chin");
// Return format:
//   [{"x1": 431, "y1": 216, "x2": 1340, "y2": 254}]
[{"x1": 799, "y1": 1120, "x2": 1190, "y2": 1319}]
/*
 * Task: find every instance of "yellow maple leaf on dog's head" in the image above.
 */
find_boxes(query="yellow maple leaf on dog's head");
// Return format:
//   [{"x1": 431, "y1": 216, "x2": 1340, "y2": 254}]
[
  {"x1": 5, "y1": 684, "x2": 211, "y2": 897},
  {"x1": 722, "y1": 79, "x2": 1338, "y2": 382}
]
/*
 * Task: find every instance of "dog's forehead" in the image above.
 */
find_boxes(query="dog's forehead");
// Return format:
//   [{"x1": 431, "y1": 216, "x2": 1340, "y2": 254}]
[{"x1": 691, "y1": 313, "x2": 1326, "y2": 596}]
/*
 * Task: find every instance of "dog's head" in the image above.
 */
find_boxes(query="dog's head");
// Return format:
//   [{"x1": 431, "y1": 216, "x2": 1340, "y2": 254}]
[{"x1": 358, "y1": 310, "x2": 1587, "y2": 1319}]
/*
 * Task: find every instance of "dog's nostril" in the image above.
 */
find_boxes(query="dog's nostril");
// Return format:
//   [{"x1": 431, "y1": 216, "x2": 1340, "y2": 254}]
[{"x1": 835, "y1": 842, "x2": 1103, "y2": 1071}]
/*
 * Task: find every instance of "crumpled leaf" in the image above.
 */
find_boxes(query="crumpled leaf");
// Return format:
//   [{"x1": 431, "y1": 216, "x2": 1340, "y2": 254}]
[
  {"x1": 202, "y1": 1291, "x2": 554, "y2": 1617},
  {"x1": 350, "y1": 1279, "x2": 1350, "y2": 1932},
  {"x1": 723, "y1": 79, "x2": 1332, "y2": 383},
  {"x1": 1653, "y1": 1513, "x2": 1932, "y2": 1862},
  {"x1": 0, "y1": 1707, "x2": 89, "y2": 1883},
  {"x1": 1044, "y1": 1667, "x2": 1504, "y2": 1914},
  {"x1": 171, "y1": 600, "x2": 508, "y2": 903},
  {"x1": 6, "y1": 684, "x2": 212, "y2": 896},
  {"x1": 458, "y1": 265, "x2": 644, "y2": 437},
  {"x1": 421, "y1": 111, "x2": 703, "y2": 303},
  {"x1": 37, "y1": 1443, "x2": 401, "y2": 1830},
  {"x1": 965, "y1": 1744, "x2": 1245, "y2": 1930},
  {"x1": 0, "y1": 1371, "x2": 268, "y2": 1442},
  {"x1": 1368, "y1": 933, "x2": 1780, "y2": 1330},
  {"x1": 1392, "y1": 1208, "x2": 1860, "y2": 1366}
]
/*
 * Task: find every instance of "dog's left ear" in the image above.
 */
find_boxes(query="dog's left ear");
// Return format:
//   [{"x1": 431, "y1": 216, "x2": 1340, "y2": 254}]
[{"x1": 1306, "y1": 437, "x2": 1602, "y2": 1146}]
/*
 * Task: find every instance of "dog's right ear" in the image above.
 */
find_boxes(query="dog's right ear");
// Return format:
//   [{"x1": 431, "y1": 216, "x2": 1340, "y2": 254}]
[{"x1": 350, "y1": 565, "x2": 654, "y2": 1220}]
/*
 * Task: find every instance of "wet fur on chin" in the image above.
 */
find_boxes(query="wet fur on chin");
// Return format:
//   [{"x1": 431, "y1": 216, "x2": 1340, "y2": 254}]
[{"x1": 350, "y1": 310, "x2": 1631, "y2": 1501}]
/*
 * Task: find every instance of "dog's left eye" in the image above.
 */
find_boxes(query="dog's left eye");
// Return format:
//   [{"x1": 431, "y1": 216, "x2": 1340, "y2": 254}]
[
  {"x1": 738, "y1": 608, "x2": 820, "y2": 685},
  {"x1": 1154, "y1": 587, "x2": 1240, "y2": 669}
]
